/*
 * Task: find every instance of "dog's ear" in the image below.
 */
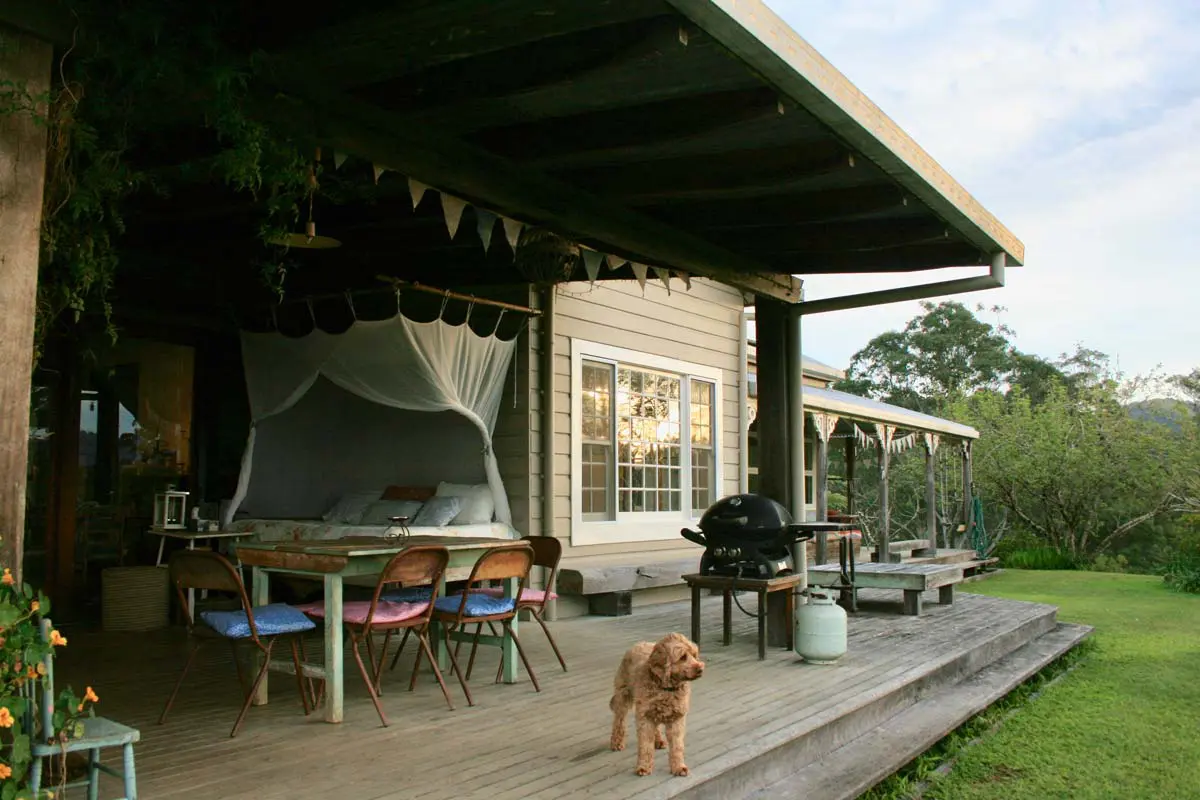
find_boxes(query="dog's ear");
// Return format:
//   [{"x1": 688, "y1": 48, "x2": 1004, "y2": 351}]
[{"x1": 648, "y1": 639, "x2": 672, "y2": 686}]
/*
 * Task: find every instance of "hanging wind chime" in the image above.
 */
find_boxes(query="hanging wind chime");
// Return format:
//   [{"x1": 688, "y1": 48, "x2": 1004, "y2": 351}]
[{"x1": 267, "y1": 148, "x2": 342, "y2": 250}]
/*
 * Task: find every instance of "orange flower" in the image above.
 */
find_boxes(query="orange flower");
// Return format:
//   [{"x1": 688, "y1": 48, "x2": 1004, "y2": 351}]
[
  {"x1": 1, "y1": 568, "x2": 13, "y2": 586},
  {"x1": 26, "y1": 666, "x2": 36, "y2": 679},
  {"x1": 30, "y1": 599, "x2": 39, "y2": 612},
  {"x1": 83, "y1": 686, "x2": 99, "y2": 704},
  {"x1": 49, "y1": 629, "x2": 67, "y2": 647},
  {"x1": 0, "y1": 762, "x2": 11, "y2": 780},
  {"x1": 0, "y1": 707, "x2": 13, "y2": 728},
  {"x1": 36, "y1": 662, "x2": 46, "y2": 676}
]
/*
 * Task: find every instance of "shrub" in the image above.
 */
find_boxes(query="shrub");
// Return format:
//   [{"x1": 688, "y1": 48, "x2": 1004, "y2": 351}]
[
  {"x1": 1003, "y1": 548, "x2": 1079, "y2": 570},
  {"x1": 1160, "y1": 554, "x2": 1200, "y2": 594},
  {"x1": 1089, "y1": 553, "x2": 1130, "y2": 574}
]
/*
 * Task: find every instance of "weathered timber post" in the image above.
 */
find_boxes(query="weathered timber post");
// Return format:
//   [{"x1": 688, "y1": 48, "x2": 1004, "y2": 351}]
[
  {"x1": 0, "y1": 26, "x2": 52, "y2": 581},
  {"x1": 753, "y1": 298, "x2": 790, "y2": 507},
  {"x1": 959, "y1": 440, "x2": 974, "y2": 548},
  {"x1": 844, "y1": 436, "x2": 855, "y2": 515},
  {"x1": 924, "y1": 433, "x2": 939, "y2": 547},
  {"x1": 875, "y1": 424, "x2": 895, "y2": 563}
]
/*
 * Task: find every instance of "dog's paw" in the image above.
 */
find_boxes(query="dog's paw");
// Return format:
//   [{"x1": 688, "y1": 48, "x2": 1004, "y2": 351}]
[
  {"x1": 671, "y1": 764, "x2": 690, "y2": 777},
  {"x1": 655, "y1": 734, "x2": 666, "y2": 750},
  {"x1": 610, "y1": 738, "x2": 626, "y2": 751},
  {"x1": 635, "y1": 765, "x2": 653, "y2": 777}
]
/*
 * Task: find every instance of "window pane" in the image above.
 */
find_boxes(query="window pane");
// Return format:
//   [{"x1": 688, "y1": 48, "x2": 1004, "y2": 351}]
[
  {"x1": 692, "y1": 447, "x2": 713, "y2": 511},
  {"x1": 616, "y1": 365, "x2": 682, "y2": 514},
  {"x1": 582, "y1": 442, "x2": 612, "y2": 519},
  {"x1": 582, "y1": 361, "x2": 613, "y2": 446}
]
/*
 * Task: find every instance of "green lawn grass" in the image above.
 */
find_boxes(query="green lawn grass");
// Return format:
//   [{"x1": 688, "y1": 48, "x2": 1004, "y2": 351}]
[{"x1": 910, "y1": 570, "x2": 1200, "y2": 799}]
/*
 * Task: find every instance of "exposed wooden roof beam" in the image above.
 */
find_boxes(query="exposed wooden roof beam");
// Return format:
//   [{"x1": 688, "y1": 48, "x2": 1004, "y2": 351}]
[
  {"x1": 277, "y1": 0, "x2": 669, "y2": 89},
  {"x1": 255, "y1": 68, "x2": 801, "y2": 302},
  {"x1": 638, "y1": 184, "x2": 910, "y2": 225},
  {"x1": 667, "y1": 0, "x2": 1025, "y2": 265},
  {"x1": 784, "y1": 243, "x2": 987, "y2": 273},
  {"x1": 383, "y1": 22, "x2": 760, "y2": 133},
  {"x1": 716, "y1": 219, "x2": 953, "y2": 254}
]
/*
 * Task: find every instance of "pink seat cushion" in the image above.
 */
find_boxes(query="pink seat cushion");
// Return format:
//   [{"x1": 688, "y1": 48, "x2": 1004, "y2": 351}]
[
  {"x1": 296, "y1": 599, "x2": 430, "y2": 625},
  {"x1": 470, "y1": 586, "x2": 558, "y2": 604}
]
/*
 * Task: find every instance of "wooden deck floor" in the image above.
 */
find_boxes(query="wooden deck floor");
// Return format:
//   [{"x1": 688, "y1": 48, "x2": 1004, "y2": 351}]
[{"x1": 53, "y1": 588, "x2": 1056, "y2": 800}]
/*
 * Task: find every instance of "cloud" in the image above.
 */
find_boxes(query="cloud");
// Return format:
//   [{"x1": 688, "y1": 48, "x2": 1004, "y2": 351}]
[{"x1": 767, "y1": 0, "x2": 1200, "y2": 378}]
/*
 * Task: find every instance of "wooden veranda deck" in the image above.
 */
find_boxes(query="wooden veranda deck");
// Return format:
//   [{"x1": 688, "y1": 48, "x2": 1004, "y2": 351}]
[{"x1": 53, "y1": 588, "x2": 1079, "y2": 800}]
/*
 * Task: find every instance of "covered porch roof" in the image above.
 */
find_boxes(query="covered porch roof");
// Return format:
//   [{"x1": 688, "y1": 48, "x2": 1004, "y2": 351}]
[
  {"x1": 804, "y1": 385, "x2": 980, "y2": 441},
  {"x1": 6, "y1": 0, "x2": 1025, "y2": 320}
]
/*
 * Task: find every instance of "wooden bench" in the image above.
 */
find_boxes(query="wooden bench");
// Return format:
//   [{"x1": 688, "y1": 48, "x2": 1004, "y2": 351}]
[
  {"x1": 808, "y1": 562, "x2": 964, "y2": 616},
  {"x1": 682, "y1": 573, "x2": 803, "y2": 660},
  {"x1": 557, "y1": 558, "x2": 699, "y2": 616}
]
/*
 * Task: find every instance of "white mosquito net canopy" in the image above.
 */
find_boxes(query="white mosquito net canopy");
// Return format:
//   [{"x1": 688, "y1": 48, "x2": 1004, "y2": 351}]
[{"x1": 224, "y1": 311, "x2": 519, "y2": 526}]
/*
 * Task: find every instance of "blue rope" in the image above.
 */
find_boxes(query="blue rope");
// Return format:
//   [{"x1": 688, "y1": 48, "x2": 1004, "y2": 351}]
[{"x1": 970, "y1": 496, "x2": 987, "y2": 557}]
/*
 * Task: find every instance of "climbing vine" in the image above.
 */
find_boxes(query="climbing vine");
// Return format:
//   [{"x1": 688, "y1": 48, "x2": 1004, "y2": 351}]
[{"x1": 1, "y1": 1, "x2": 316, "y2": 363}]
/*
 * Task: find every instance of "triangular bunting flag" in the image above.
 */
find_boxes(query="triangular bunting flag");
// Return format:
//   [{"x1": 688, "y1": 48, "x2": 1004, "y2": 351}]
[
  {"x1": 672, "y1": 270, "x2": 693, "y2": 291},
  {"x1": 630, "y1": 262, "x2": 649, "y2": 291},
  {"x1": 373, "y1": 164, "x2": 388, "y2": 184},
  {"x1": 581, "y1": 249, "x2": 604, "y2": 285},
  {"x1": 441, "y1": 194, "x2": 468, "y2": 239},
  {"x1": 409, "y1": 179, "x2": 429, "y2": 209},
  {"x1": 334, "y1": 151, "x2": 348, "y2": 170},
  {"x1": 652, "y1": 266, "x2": 672, "y2": 295},
  {"x1": 502, "y1": 217, "x2": 525, "y2": 253},
  {"x1": 606, "y1": 253, "x2": 626, "y2": 271},
  {"x1": 476, "y1": 209, "x2": 498, "y2": 253}
]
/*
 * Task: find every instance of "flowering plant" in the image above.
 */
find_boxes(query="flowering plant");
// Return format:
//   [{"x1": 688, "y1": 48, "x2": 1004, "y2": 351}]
[{"x1": 1, "y1": 566, "x2": 99, "y2": 800}]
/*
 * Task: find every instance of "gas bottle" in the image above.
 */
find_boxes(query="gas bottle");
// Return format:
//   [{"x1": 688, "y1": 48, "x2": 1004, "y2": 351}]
[{"x1": 795, "y1": 589, "x2": 848, "y2": 664}]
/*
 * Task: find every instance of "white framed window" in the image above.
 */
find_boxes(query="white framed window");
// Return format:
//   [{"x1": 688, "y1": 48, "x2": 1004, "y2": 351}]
[{"x1": 571, "y1": 340, "x2": 723, "y2": 545}]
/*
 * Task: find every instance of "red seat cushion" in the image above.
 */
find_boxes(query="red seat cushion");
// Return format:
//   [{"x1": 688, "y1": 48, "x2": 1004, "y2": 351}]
[
  {"x1": 296, "y1": 599, "x2": 429, "y2": 625},
  {"x1": 470, "y1": 586, "x2": 558, "y2": 604}
]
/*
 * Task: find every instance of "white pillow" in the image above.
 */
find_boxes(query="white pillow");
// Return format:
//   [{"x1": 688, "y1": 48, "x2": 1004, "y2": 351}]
[
  {"x1": 435, "y1": 481, "x2": 494, "y2": 525},
  {"x1": 322, "y1": 489, "x2": 385, "y2": 524}
]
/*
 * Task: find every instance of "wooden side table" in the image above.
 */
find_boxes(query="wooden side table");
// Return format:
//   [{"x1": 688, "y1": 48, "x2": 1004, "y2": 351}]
[{"x1": 682, "y1": 573, "x2": 804, "y2": 660}]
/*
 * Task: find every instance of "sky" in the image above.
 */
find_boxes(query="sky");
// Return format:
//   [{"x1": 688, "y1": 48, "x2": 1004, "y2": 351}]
[{"x1": 765, "y1": 0, "x2": 1200, "y2": 382}]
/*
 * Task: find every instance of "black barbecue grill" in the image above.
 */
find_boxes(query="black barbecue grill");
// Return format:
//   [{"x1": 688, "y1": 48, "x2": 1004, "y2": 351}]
[{"x1": 681, "y1": 494, "x2": 816, "y2": 579}]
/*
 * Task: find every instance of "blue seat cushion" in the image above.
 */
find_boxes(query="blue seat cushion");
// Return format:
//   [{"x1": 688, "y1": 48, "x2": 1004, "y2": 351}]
[
  {"x1": 201, "y1": 603, "x2": 317, "y2": 639},
  {"x1": 382, "y1": 586, "x2": 434, "y2": 603},
  {"x1": 434, "y1": 593, "x2": 516, "y2": 617}
]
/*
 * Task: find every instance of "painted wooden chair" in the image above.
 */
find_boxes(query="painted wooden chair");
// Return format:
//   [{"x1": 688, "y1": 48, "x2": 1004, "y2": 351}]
[
  {"x1": 159, "y1": 550, "x2": 317, "y2": 738},
  {"x1": 430, "y1": 545, "x2": 539, "y2": 706},
  {"x1": 465, "y1": 535, "x2": 568, "y2": 676},
  {"x1": 297, "y1": 544, "x2": 452, "y2": 725},
  {"x1": 26, "y1": 617, "x2": 140, "y2": 800}
]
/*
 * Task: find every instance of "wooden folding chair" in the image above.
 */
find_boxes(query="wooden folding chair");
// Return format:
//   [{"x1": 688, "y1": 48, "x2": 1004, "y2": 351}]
[
  {"x1": 159, "y1": 550, "x2": 316, "y2": 738},
  {"x1": 299, "y1": 544, "x2": 452, "y2": 726},
  {"x1": 466, "y1": 536, "x2": 568, "y2": 676},
  {"x1": 431, "y1": 545, "x2": 539, "y2": 706}
]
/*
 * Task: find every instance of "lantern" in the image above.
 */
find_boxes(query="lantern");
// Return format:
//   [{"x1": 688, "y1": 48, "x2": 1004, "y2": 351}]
[{"x1": 154, "y1": 490, "x2": 189, "y2": 530}]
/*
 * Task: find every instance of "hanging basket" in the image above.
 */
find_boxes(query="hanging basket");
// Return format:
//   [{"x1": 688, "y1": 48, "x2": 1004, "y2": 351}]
[
  {"x1": 102, "y1": 566, "x2": 170, "y2": 632},
  {"x1": 514, "y1": 228, "x2": 580, "y2": 285}
]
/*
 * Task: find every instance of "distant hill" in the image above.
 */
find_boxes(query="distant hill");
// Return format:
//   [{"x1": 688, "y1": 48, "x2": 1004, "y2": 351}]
[{"x1": 1128, "y1": 398, "x2": 1197, "y2": 431}]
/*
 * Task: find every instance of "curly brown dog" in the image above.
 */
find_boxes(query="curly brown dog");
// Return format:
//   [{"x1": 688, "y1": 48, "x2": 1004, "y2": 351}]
[{"x1": 609, "y1": 632, "x2": 705, "y2": 777}]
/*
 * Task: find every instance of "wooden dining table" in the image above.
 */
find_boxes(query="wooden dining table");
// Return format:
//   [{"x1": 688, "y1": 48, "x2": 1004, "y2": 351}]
[{"x1": 234, "y1": 534, "x2": 526, "y2": 723}]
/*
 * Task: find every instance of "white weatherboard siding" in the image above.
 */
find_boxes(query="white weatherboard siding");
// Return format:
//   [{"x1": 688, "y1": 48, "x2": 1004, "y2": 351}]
[{"x1": 525, "y1": 279, "x2": 744, "y2": 564}]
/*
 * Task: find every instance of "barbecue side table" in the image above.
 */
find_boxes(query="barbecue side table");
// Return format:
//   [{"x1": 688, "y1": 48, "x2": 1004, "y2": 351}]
[{"x1": 682, "y1": 573, "x2": 804, "y2": 660}]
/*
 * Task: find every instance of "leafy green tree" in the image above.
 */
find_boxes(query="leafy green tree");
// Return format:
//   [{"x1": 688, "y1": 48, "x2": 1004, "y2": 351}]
[{"x1": 952, "y1": 384, "x2": 1196, "y2": 559}]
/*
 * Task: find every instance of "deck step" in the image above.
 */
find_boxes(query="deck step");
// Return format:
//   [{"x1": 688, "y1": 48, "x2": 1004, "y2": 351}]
[
  {"x1": 742, "y1": 622, "x2": 1093, "y2": 800},
  {"x1": 665, "y1": 594, "x2": 1059, "y2": 800},
  {"x1": 903, "y1": 549, "x2": 979, "y2": 566}
]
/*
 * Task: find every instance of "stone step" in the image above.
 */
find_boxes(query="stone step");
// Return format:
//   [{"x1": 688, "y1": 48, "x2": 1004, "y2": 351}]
[
  {"x1": 666, "y1": 595, "x2": 1060, "y2": 800},
  {"x1": 742, "y1": 621, "x2": 1093, "y2": 800}
]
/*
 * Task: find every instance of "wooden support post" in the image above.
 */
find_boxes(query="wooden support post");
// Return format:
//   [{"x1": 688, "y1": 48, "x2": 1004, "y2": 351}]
[
  {"x1": 0, "y1": 26, "x2": 52, "y2": 581},
  {"x1": 925, "y1": 435, "x2": 938, "y2": 548},
  {"x1": 959, "y1": 440, "x2": 974, "y2": 548},
  {"x1": 845, "y1": 436, "x2": 856, "y2": 515},
  {"x1": 753, "y1": 298, "x2": 789, "y2": 506},
  {"x1": 879, "y1": 446, "x2": 891, "y2": 562}
]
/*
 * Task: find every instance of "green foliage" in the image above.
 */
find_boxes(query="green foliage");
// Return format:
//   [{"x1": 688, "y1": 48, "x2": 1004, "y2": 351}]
[
  {"x1": 838, "y1": 301, "x2": 1023, "y2": 413},
  {"x1": 900, "y1": 571, "x2": 1200, "y2": 799},
  {"x1": 1087, "y1": 553, "x2": 1130, "y2": 574},
  {"x1": 1160, "y1": 552, "x2": 1200, "y2": 594},
  {"x1": 1002, "y1": 548, "x2": 1080, "y2": 570},
  {"x1": 1, "y1": 2, "x2": 315, "y2": 362},
  {"x1": 0, "y1": 567, "x2": 98, "y2": 798}
]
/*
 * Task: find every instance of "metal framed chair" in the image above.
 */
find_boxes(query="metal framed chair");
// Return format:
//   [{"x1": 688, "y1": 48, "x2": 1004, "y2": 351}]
[
  {"x1": 159, "y1": 550, "x2": 316, "y2": 738},
  {"x1": 466, "y1": 535, "x2": 568, "y2": 676},
  {"x1": 430, "y1": 545, "x2": 539, "y2": 706},
  {"x1": 298, "y1": 544, "x2": 452, "y2": 725},
  {"x1": 26, "y1": 617, "x2": 141, "y2": 800}
]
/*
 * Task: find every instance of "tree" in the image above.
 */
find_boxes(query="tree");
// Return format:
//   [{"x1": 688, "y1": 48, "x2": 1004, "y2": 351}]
[
  {"x1": 953, "y1": 383, "x2": 1197, "y2": 559},
  {"x1": 1170, "y1": 367, "x2": 1200, "y2": 410},
  {"x1": 840, "y1": 301, "x2": 1023, "y2": 413}
]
